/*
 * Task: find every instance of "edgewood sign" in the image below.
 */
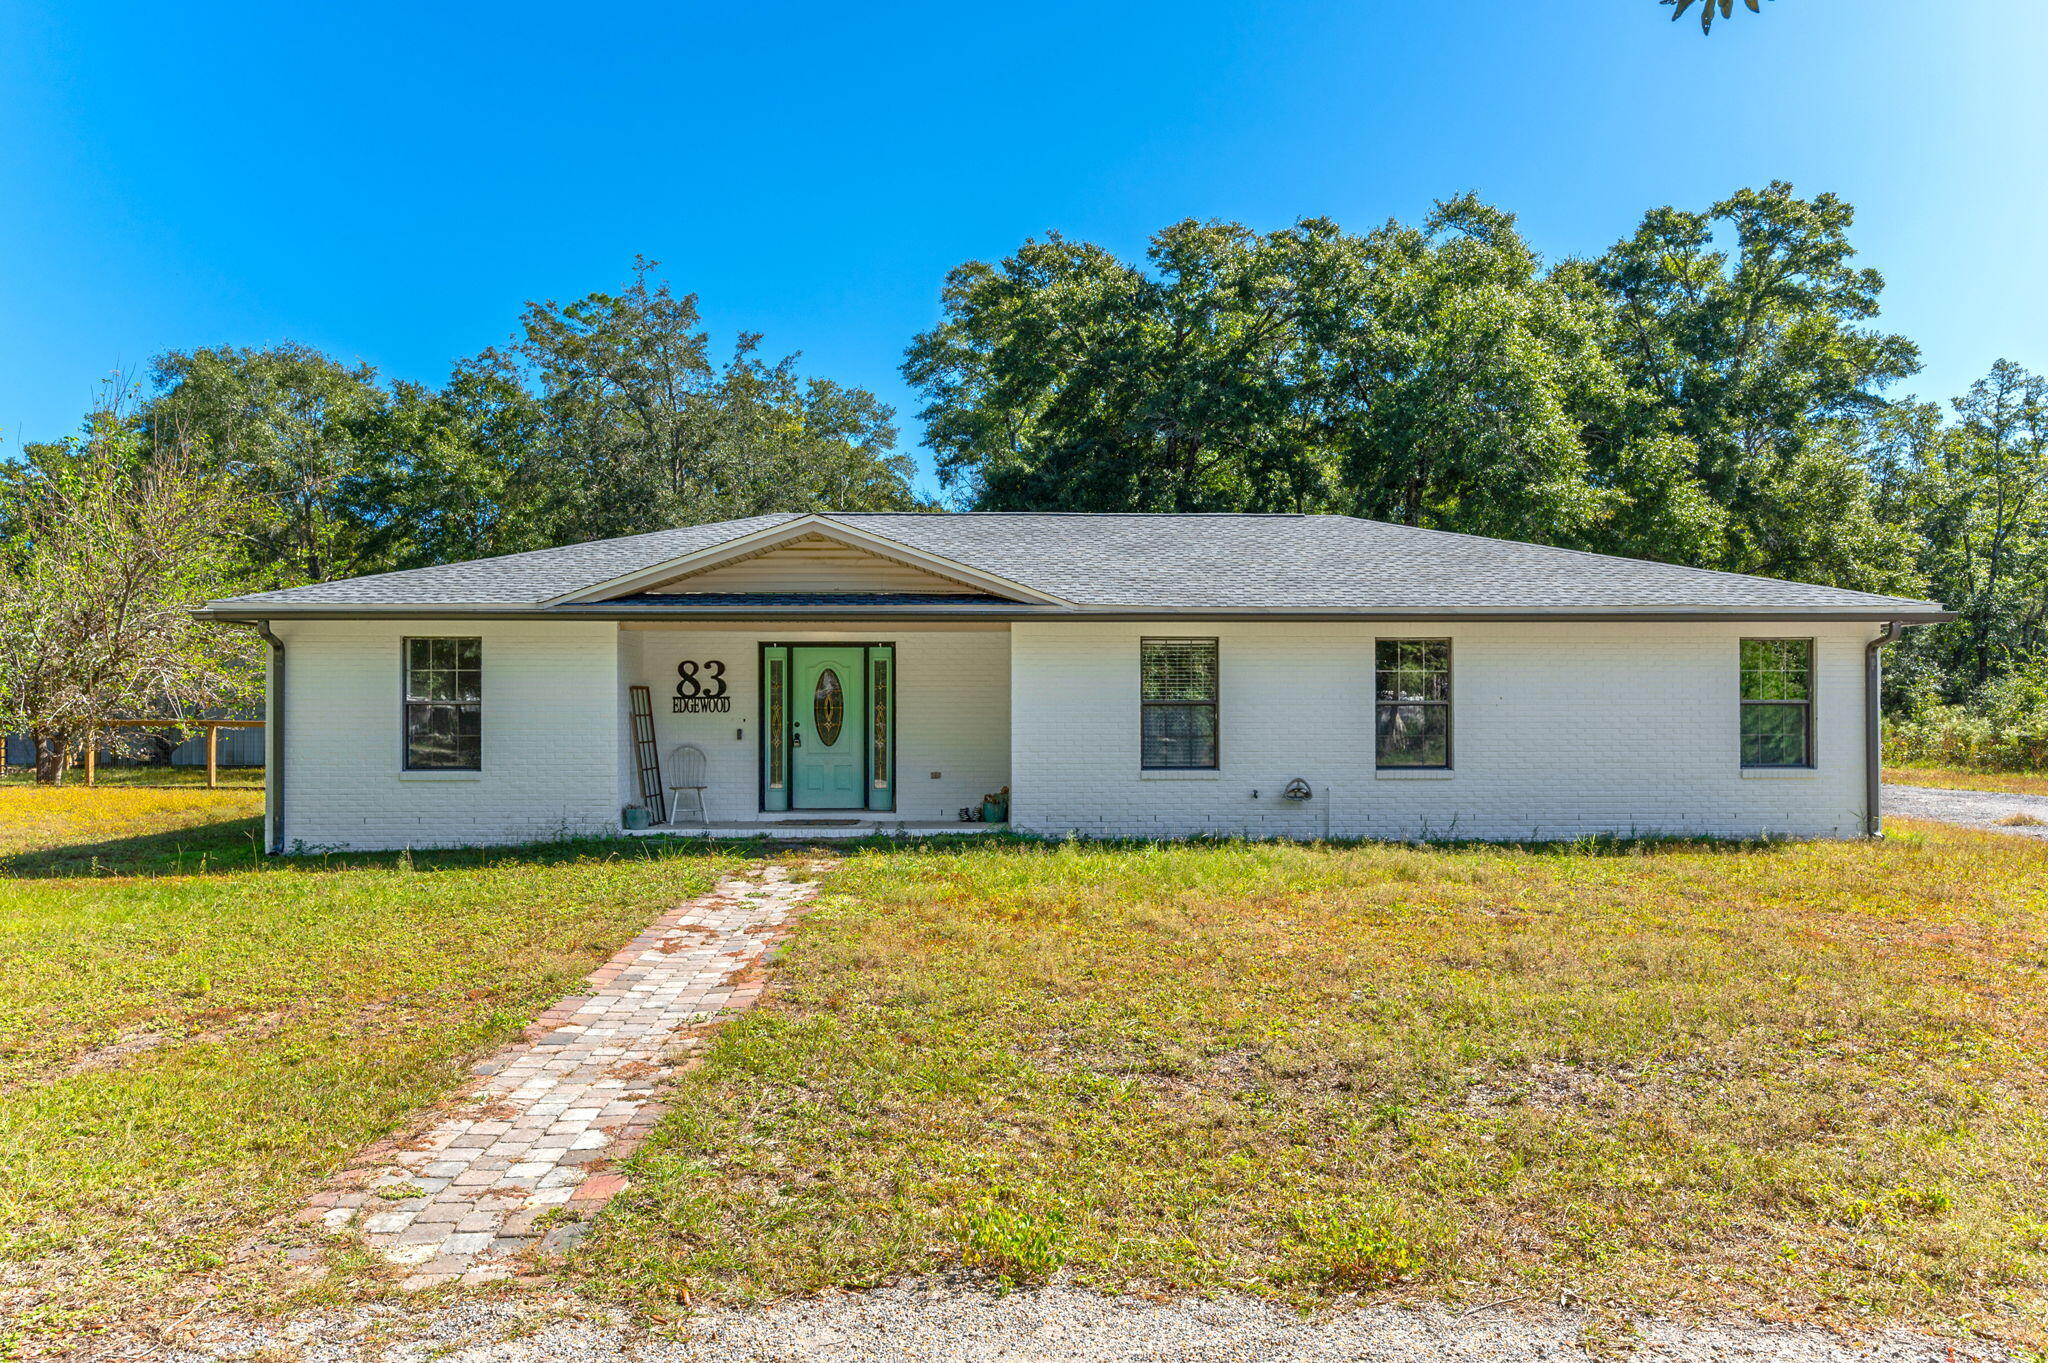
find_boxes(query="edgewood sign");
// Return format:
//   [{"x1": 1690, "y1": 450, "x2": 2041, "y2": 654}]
[{"x1": 672, "y1": 659, "x2": 731, "y2": 714}]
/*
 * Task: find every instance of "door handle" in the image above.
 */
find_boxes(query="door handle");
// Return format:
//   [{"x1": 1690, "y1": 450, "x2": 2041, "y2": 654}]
[{"x1": 791, "y1": 724, "x2": 802, "y2": 749}]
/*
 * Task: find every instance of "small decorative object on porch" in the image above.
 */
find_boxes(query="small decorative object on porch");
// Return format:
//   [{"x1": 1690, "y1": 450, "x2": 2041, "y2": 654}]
[
  {"x1": 668, "y1": 743, "x2": 710, "y2": 824},
  {"x1": 981, "y1": 785, "x2": 1009, "y2": 823},
  {"x1": 1283, "y1": 778, "x2": 1313, "y2": 801},
  {"x1": 622, "y1": 805, "x2": 650, "y2": 830}
]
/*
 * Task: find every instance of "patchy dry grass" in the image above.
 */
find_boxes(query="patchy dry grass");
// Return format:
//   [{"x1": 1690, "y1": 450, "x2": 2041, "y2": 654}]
[
  {"x1": 0, "y1": 785, "x2": 741, "y2": 1349},
  {"x1": 0, "y1": 781, "x2": 266, "y2": 861},
  {"x1": 1887, "y1": 766, "x2": 2048, "y2": 798},
  {"x1": 588, "y1": 826, "x2": 2048, "y2": 1348}
]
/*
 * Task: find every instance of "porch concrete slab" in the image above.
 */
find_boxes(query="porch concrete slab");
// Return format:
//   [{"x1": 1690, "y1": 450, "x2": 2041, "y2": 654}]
[
  {"x1": 626, "y1": 819, "x2": 1004, "y2": 840},
  {"x1": 297, "y1": 862, "x2": 822, "y2": 1287}
]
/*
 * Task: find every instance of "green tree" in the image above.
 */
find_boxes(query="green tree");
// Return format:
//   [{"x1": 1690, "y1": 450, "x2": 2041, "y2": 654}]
[
  {"x1": 1301, "y1": 198, "x2": 1621, "y2": 543},
  {"x1": 147, "y1": 343, "x2": 389, "y2": 586},
  {"x1": 1577, "y1": 181, "x2": 1921, "y2": 590},
  {"x1": 0, "y1": 399, "x2": 259, "y2": 783},
  {"x1": 906, "y1": 201, "x2": 1670, "y2": 545},
  {"x1": 360, "y1": 359, "x2": 552, "y2": 570},
  {"x1": 509, "y1": 259, "x2": 921, "y2": 543},
  {"x1": 1872, "y1": 362, "x2": 2048, "y2": 699}
]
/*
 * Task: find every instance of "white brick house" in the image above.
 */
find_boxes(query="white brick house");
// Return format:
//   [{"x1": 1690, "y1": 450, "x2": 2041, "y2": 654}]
[{"x1": 197, "y1": 513, "x2": 1949, "y2": 852}]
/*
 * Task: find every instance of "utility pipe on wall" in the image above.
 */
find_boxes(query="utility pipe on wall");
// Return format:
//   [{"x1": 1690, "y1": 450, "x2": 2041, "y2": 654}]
[
  {"x1": 255, "y1": 620, "x2": 285, "y2": 855},
  {"x1": 1865, "y1": 620, "x2": 1904, "y2": 837}
]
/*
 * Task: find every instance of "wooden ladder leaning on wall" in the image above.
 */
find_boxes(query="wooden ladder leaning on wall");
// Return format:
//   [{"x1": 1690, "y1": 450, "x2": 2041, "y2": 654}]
[{"x1": 627, "y1": 686, "x2": 668, "y2": 825}]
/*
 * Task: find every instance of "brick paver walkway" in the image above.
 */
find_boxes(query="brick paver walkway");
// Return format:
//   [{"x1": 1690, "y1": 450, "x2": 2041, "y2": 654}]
[{"x1": 297, "y1": 863, "x2": 820, "y2": 1290}]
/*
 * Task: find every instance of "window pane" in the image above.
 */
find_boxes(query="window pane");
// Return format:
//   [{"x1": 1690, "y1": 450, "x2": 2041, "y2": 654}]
[
  {"x1": 1142, "y1": 639, "x2": 1217, "y2": 703},
  {"x1": 767, "y1": 659, "x2": 785, "y2": 789},
  {"x1": 453, "y1": 705, "x2": 481, "y2": 769},
  {"x1": 1375, "y1": 640, "x2": 1449, "y2": 701},
  {"x1": 1740, "y1": 639, "x2": 1811, "y2": 701},
  {"x1": 872, "y1": 659, "x2": 890, "y2": 788},
  {"x1": 407, "y1": 702, "x2": 480, "y2": 769},
  {"x1": 1741, "y1": 703, "x2": 1808, "y2": 767},
  {"x1": 1142, "y1": 705, "x2": 1217, "y2": 769},
  {"x1": 813, "y1": 668, "x2": 845, "y2": 745},
  {"x1": 1377, "y1": 704, "x2": 1449, "y2": 767},
  {"x1": 408, "y1": 637, "x2": 483, "y2": 702}
]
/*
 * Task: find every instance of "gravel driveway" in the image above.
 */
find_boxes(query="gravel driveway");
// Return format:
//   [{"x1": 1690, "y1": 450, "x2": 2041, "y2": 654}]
[
  {"x1": 1884, "y1": 782, "x2": 2048, "y2": 838},
  {"x1": 148, "y1": 1286, "x2": 2018, "y2": 1363}
]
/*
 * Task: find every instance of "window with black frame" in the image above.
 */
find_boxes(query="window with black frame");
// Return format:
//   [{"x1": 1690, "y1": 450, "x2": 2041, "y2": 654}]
[
  {"x1": 1375, "y1": 639, "x2": 1451, "y2": 769},
  {"x1": 1739, "y1": 638, "x2": 1812, "y2": 768},
  {"x1": 403, "y1": 637, "x2": 482, "y2": 770},
  {"x1": 1140, "y1": 638, "x2": 1218, "y2": 770}
]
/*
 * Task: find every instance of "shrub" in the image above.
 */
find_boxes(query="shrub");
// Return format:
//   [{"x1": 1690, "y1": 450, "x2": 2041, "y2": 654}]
[{"x1": 1886, "y1": 671, "x2": 2048, "y2": 772}]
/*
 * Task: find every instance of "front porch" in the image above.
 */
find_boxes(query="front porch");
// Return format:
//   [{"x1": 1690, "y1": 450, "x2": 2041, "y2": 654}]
[{"x1": 617, "y1": 622, "x2": 1012, "y2": 834}]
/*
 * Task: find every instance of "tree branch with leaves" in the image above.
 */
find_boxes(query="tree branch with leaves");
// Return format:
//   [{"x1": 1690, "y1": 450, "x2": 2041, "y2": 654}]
[{"x1": 0, "y1": 397, "x2": 260, "y2": 783}]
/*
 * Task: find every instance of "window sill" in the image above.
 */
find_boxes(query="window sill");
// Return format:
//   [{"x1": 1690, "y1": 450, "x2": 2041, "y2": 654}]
[
  {"x1": 1376, "y1": 768, "x2": 1454, "y2": 780},
  {"x1": 1740, "y1": 767, "x2": 1816, "y2": 779},
  {"x1": 1140, "y1": 768, "x2": 1221, "y2": 780},
  {"x1": 398, "y1": 769, "x2": 483, "y2": 782}
]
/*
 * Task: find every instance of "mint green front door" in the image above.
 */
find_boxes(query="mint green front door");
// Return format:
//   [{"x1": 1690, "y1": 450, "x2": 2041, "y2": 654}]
[{"x1": 790, "y1": 647, "x2": 867, "y2": 809}]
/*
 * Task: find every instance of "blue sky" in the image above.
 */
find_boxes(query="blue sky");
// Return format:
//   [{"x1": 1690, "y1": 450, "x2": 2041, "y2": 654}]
[{"x1": 3, "y1": 1, "x2": 2043, "y2": 496}]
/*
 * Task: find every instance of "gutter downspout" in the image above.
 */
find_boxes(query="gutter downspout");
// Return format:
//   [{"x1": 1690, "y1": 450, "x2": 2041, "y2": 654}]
[
  {"x1": 1865, "y1": 620, "x2": 1904, "y2": 837},
  {"x1": 255, "y1": 621, "x2": 285, "y2": 855}
]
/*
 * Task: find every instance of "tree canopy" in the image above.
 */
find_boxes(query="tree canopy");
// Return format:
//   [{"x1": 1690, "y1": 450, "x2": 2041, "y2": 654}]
[
  {"x1": 137, "y1": 260, "x2": 925, "y2": 591},
  {"x1": 907, "y1": 183, "x2": 1918, "y2": 594}
]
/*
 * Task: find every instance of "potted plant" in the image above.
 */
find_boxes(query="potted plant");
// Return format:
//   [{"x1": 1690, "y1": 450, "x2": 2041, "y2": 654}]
[{"x1": 981, "y1": 785, "x2": 1009, "y2": 823}]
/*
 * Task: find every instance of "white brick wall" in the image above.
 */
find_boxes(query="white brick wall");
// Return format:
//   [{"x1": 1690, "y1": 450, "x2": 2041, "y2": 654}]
[
  {"x1": 265, "y1": 620, "x2": 1013, "y2": 851},
  {"x1": 269, "y1": 616, "x2": 1876, "y2": 851},
  {"x1": 1009, "y1": 620, "x2": 1876, "y2": 841},
  {"x1": 272, "y1": 619, "x2": 620, "y2": 851}
]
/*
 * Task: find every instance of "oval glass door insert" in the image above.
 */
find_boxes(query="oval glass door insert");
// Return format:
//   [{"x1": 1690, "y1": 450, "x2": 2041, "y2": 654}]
[{"x1": 813, "y1": 668, "x2": 844, "y2": 745}]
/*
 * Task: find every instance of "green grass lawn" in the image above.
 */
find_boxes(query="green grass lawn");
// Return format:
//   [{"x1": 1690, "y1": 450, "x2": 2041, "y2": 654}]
[
  {"x1": 7, "y1": 788, "x2": 2046, "y2": 1355},
  {"x1": 586, "y1": 828, "x2": 2048, "y2": 1350},
  {"x1": 0, "y1": 786, "x2": 741, "y2": 1349},
  {"x1": 1886, "y1": 765, "x2": 2048, "y2": 798}
]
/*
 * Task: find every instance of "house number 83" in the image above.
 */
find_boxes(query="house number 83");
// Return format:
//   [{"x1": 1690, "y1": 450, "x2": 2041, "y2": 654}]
[{"x1": 675, "y1": 659, "x2": 728, "y2": 699}]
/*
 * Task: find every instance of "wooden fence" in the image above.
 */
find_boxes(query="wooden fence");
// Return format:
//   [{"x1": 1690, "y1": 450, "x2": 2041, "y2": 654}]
[{"x1": 77, "y1": 719, "x2": 265, "y2": 789}]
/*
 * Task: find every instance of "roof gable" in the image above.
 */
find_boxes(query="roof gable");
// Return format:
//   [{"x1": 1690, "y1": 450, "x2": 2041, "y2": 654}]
[
  {"x1": 542, "y1": 515, "x2": 1074, "y2": 607},
  {"x1": 638, "y1": 531, "x2": 988, "y2": 596}
]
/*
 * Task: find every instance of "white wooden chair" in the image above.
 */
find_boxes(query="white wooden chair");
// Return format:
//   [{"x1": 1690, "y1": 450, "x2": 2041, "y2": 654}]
[{"x1": 667, "y1": 743, "x2": 710, "y2": 825}]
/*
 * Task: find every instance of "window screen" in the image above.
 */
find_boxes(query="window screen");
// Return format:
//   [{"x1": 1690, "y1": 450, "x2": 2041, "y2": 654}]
[
  {"x1": 1740, "y1": 638, "x2": 1812, "y2": 768},
  {"x1": 403, "y1": 637, "x2": 481, "y2": 770},
  {"x1": 1141, "y1": 638, "x2": 1219, "y2": 770},
  {"x1": 1375, "y1": 639, "x2": 1451, "y2": 769}
]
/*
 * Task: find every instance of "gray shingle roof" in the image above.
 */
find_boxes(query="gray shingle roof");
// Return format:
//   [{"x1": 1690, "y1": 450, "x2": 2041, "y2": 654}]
[{"x1": 201, "y1": 512, "x2": 1947, "y2": 619}]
